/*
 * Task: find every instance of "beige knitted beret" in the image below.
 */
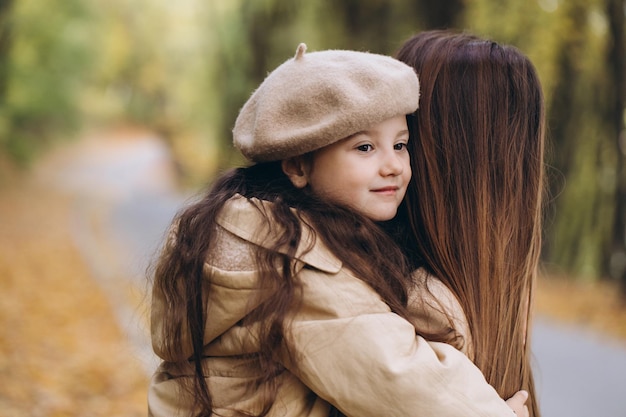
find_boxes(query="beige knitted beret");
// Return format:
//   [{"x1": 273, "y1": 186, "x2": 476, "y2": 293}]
[{"x1": 233, "y1": 43, "x2": 420, "y2": 162}]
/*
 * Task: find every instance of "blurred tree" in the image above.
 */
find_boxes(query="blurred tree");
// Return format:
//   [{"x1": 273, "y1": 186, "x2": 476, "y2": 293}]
[
  {"x1": 0, "y1": 0, "x2": 12, "y2": 102},
  {"x1": 414, "y1": 0, "x2": 464, "y2": 29},
  {"x1": 541, "y1": 1, "x2": 592, "y2": 273},
  {"x1": 606, "y1": 0, "x2": 626, "y2": 293},
  {"x1": 0, "y1": 0, "x2": 14, "y2": 168},
  {"x1": 310, "y1": 0, "x2": 426, "y2": 53},
  {"x1": 322, "y1": 0, "x2": 396, "y2": 52},
  {"x1": 543, "y1": 0, "x2": 621, "y2": 280},
  {"x1": 208, "y1": 0, "x2": 305, "y2": 169},
  {"x1": 0, "y1": 0, "x2": 95, "y2": 165},
  {"x1": 88, "y1": 0, "x2": 171, "y2": 129},
  {"x1": 81, "y1": 0, "x2": 219, "y2": 185}
]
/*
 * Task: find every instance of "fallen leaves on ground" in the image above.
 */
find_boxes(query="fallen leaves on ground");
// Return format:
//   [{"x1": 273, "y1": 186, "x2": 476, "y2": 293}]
[
  {"x1": 0, "y1": 179, "x2": 148, "y2": 417},
  {"x1": 535, "y1": 272, "x2": 626, "y2": 341}
]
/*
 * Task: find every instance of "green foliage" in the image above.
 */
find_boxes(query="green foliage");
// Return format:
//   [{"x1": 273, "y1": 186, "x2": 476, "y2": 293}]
[{"x1": 0, "y1": 0, "x2": 96, "y2": 165}]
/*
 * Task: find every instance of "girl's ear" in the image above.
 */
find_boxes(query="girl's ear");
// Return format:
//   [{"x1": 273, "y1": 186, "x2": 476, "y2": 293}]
[{"x1": 282, "y1": 157, "x2": 309, "y2": 188}]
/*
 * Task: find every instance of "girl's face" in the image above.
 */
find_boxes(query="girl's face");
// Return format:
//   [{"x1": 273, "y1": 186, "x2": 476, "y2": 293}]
[{"x1": 284, "y1": 115, "x2": 411, "y2": 221}]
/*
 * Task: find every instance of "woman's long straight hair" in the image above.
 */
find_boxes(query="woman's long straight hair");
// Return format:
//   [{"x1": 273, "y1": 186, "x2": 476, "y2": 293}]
[{"x1": 396, "y1": 30, "x2": 546, "y2": 417}]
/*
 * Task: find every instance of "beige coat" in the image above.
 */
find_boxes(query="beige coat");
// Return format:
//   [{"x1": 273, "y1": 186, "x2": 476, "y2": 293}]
[{"x1": 148, "y1": 195, "x2": 514, "y2": 417}]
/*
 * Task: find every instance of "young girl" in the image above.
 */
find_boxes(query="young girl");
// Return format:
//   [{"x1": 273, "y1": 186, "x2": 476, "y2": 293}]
[
  {"x1": 396, "y1": 31, "x2": 546, "y2": 417},
  {"x1": 148, "y1": 43, "x2": 526, "y2": 417}
]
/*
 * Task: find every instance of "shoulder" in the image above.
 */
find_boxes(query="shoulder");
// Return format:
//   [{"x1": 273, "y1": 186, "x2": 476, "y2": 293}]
[
  {"x1": 215, "y1": 195, "x2": 342, "y2": 274},
  {"x1": 207, "y1": 222, "x2": 257, "y2": 272}
]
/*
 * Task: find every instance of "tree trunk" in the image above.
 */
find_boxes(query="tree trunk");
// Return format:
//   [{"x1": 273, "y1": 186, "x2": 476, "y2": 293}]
[
  {"x1": 542, "y1": 2, "x2": 588, "y2": 268},
  {"x1": 0, "y1": 0, "x2": 14, "y2": 102},
  {"x1": 606, "y1": 0, "x2": 626, "y2": 295},
  {"x1": 415, "y1": 0, "x2": 464, "y2": 29},
  {"x1": 326, "y1": 0, "x2": 394, "y2": 53}
]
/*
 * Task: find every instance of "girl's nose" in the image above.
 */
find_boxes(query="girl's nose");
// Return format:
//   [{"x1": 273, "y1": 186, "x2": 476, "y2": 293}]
[{"x1": 380, "y1": 151, "x2": 404, "y2": 176}]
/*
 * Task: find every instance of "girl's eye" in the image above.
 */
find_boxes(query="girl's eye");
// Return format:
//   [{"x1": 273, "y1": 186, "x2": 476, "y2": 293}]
[
  {"x1": 356, "y1": 144, "x2": 373, "y2": 152},
  {"x1": 394, "y1": 142, "x2": 408, "y2": 151}
]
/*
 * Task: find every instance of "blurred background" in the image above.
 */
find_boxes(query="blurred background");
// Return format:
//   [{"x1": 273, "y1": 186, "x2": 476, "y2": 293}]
[{"x1": 0, "y1": 0, "x2": 625, "y2": 416}]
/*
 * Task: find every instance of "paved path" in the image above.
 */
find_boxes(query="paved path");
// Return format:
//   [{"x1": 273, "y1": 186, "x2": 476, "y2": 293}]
[
  {"x1": 532, "y1": 319, "x2": 626, "y2": 416},
  {"x1": 40, "y1": 131, "x2": 626, "y2": 417}
]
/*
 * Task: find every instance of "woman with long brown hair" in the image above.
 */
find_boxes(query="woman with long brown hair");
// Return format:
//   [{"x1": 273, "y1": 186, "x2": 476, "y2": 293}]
[{"x1": 396, "y1": 30, "x2": 545, "y2": 417}]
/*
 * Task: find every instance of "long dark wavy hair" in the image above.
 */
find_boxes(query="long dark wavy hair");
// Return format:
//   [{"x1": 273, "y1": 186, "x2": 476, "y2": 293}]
[
  {"x1": 151, "y1": 158, "x2": 445, "y2": 416},
  {"x1": 396, "y1": 30, "x2": 546, "y2": 417}
]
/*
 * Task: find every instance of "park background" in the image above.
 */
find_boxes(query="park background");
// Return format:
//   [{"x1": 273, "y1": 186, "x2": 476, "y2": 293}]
[{"x1": 0, "y1": 0, "x2": 625, "y2": 416}]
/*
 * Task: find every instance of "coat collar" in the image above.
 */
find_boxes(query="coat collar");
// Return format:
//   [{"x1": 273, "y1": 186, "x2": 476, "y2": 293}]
[{"x1": 216, "y1": 194, "x2": 342, "y2": 274}]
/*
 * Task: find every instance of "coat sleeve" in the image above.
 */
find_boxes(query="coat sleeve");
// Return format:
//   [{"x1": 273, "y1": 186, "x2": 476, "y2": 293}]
[{"x1": 280, "y1": 266, "x2": 515, "y2": 417}]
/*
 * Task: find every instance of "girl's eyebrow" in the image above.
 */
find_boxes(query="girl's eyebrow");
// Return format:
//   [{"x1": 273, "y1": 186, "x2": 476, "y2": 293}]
[
  {"x1": 344, "y1": 131, "x2": 367, "y2": 140},
  {"x1": 347, "y1": 129, "x2": 410, "y2": 140}
]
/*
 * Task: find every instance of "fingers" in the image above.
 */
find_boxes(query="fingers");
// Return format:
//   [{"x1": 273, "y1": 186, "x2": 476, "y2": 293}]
[
  {"x1": 514, "y1": 390, "x2": 529, "y2": 403},
  {"x1": 505, "y1": 390, "x2": 529, "y2": 417}
]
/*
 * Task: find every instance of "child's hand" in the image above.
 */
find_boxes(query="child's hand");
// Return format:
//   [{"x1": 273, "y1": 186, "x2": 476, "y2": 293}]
[{"x1": 505, "y1": 390, "x2": 529, "y2": 417}]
